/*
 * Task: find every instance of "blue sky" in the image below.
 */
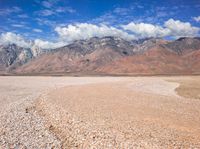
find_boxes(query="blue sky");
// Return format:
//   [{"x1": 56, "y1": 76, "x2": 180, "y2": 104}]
[{"x1": 0, "y1": 0, "x2": 200, "y2": 48}]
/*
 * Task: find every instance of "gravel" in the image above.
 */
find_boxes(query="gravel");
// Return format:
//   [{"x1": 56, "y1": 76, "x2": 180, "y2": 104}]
[
  {"x1": 0, "y1": 94, "x2": 62, "y2": 148},
  {"x1": 0, "y1": 76, "x2": 120, "y2": 148},
  {"x1": 0, "y1": 76, "x2": 200, "y2": 148}
]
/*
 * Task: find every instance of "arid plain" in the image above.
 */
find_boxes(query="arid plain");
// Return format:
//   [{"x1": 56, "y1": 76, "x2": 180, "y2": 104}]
[{"x1": 0, "y1": 76, "x2": 200, "y2": 148}]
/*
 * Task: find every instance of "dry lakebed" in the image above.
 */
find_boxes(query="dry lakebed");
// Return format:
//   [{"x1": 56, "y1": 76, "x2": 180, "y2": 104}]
[{"x1": 0, "y1": 76, "x2": 200, "y2": 148}]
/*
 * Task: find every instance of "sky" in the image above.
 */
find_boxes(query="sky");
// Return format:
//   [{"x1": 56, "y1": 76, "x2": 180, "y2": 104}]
[{"x1": 0, "y1": 0, "x2": 200, "y2": 49}]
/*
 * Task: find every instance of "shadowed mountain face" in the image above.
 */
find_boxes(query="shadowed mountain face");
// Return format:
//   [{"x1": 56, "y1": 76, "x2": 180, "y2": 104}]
[
  {"x1": 164, "y1": 37, "x2": 200, "y2": 55},
  {"x1": 0, "y1": 36, "x2": 200, "y2": 75}
]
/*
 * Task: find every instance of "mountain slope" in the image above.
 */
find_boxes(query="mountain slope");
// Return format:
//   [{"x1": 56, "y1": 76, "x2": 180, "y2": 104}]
[
  {"x1": 15, "y1": 36, "x2": 136, "y2": 74},
  {"x1": 1, "y1": 36, "x2": 200, "y2": 75},
  {"x1": 97, "y1": 37, "x2": 200, "y2": 75},
  {"x1": 164, "y1": 37, "x2": 200, "y2": 54},
  {"x1": 0, "y1": 44, "x2": 33, "y2": 73},
  {"x1": 97, "y1": 46, "x2": 200, "y2": 74}
]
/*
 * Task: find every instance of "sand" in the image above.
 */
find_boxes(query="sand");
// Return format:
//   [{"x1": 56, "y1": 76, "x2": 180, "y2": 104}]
[{"x1": 0, "y1": 76, "x2": 200, "y2": 148}]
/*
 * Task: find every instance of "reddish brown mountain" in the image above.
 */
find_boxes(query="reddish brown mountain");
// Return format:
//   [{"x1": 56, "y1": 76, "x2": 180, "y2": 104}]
[
  {"x1": 97, "y1": 46, "x2": 200, "y2": 75},
  {"x1": 1, "y1": 36, "x2": 200, "y2": 75}
]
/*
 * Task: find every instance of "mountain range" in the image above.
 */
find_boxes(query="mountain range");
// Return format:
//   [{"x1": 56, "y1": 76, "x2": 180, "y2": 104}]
[{"x1": 0, "y1": 36, "x2": 200, "y2": 75}]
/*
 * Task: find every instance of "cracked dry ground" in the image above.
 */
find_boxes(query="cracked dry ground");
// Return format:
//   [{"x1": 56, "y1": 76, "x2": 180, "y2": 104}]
[{"x1": 0, "y1": 76, "x2": 200, "y2": 148}]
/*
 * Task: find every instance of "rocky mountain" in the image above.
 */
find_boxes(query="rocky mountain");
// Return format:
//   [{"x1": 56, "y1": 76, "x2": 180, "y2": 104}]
[
  {"x1": 164, "y1": 37, "x2": 200, "y2": 54},
  {"x1": 0, "y1": 44, "x2": 33, "y2": 73},
  {"x1": 0, "y1": 42, "x2": 54, "y2": 74},
  {"x1": 0, "y1": 36, "x2": 200, "y2": 75},
  {"x1": 10, "y1": 36, "x2": 136, "y2": 74}
]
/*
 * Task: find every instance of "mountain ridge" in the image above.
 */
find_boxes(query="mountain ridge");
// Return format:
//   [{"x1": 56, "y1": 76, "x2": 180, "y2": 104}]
[{"x1": 0, "y1": 36, "x2": 200, "y2": 75}]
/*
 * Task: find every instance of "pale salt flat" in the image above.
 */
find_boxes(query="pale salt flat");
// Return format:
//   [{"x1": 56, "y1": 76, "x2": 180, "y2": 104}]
[{"x1": 128, "y1": 77, "x2": 180, "y2": 97}]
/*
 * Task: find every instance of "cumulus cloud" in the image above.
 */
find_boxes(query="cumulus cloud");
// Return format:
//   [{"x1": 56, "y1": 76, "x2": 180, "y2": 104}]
[
  {"x1": 1, "y1": 23, "x2": 134, "y2": 49},
  {"x1": 164, "y1": 19, "x2": 200, "y2": 37},
  {"x1": 0, "y1": 32, "x2": 31, "y2": 48},
  {"x1": 55, "y1": 23, "x2": 136, "y2": 43},
  {"x1": 121, "y1": 22, "x2": 169, "y2": 38},
  {"x1": 0, "y1": 19, "x2": 199, "y2": 49},
  {"x1": 0, "y1": 32, "x2": 64, "y2": 49},
  {"x1": 34, "y1": 39, "x2": 65, "y2": 49},
  {"x1": 122, "y1": 19, "x2": 199, "y2": 38},
  {"x1": 193, "y1": 16, "x2": 200, "y2": 22}
]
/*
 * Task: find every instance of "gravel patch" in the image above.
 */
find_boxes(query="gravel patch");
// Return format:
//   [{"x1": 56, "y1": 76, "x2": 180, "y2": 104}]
[
  {"x1": 0, "y1": 94, "x2": 62, "y2": 148},
  {"x1": 0, "y1": 76, "x2": 121, "y2": 148}
]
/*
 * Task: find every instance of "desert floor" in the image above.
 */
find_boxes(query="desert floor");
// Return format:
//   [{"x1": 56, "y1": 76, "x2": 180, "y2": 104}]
[{"x1": 0, "y1": 76, "x2": 200, "y2": 148}]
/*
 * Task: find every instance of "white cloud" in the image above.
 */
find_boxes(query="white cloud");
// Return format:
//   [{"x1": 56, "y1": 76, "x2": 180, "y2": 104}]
[
  {"x1": 0, "y1": 6, "x2": 22, "y2": 16},
  {"x1": 122, "y1": 22, "x2": 169, "y2": 38},
  {"x1": 113, "y1": 7, "x2": 129, "y2": 15},
  {"x1": 122, "y1": 19, "x2": 199, "y2": 38},
  {"x1": 34, "y1": 39, "x2": 65, "y2": 49},
  {"x1": 0, "y1": 32, "x2": 31, "y2": 48},
  {"x1": 56, "y1": 7, "x2": 76, "y2": 13},
  {"x1": 12, "y1": 6, "x2": 22, "y2": 12},
  {"x1": 18, "y1": 14, "x2": 29, "y2": 18},
  {"x1": 38, "y1": 9, "x2": 55, "y2": 16},
  {"x1": 42, "y1": 1, "x2": 53, "y2": 8},
  {"x1": 0, "y1": 32, "x2": 64, "y2": 49},
  {"x1": 37, "y1": 7, "x2": 76, "y2": 17},
  {"x1": 33, "y1": 29, "x2": 43, "y2": 33},
  {"x1": 35, "y1": 18, "x2": 56, "y2": 27},
  {"x1": 1, "y1": 19, "x2": 199, "y2": 50},
  {"x1": 55, "y1": 23, "x2": 136, "y2": 43},
  {"x1": 193, "y1": 16, "x2": 200, "y2": 22},
  {"x1": 164, "y1": 19, "x2": 200, "y2": 37},
  {"x1": 11, "y1": 24, "x2": 26, "y2": 28},
  {"x1": 1, "y1": 23, "x2": 136, "y2": 49},
  {"x1": 92, "y1": 12, "x2": 117, "y2": 25}
]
